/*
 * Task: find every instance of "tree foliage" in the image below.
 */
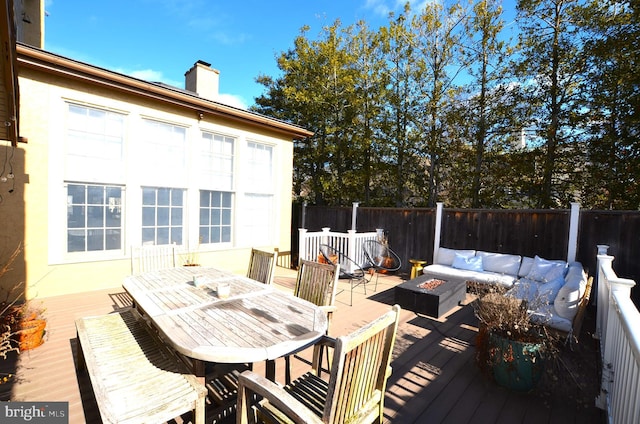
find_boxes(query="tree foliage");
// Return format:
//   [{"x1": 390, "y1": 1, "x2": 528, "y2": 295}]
[{"x1": 251, "y1": 0, "x2": 640, "y2": 210}]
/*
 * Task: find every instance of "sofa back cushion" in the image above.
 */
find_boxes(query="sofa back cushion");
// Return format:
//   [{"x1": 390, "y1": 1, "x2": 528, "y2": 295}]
[
  {"x1": 476, "y1": 251, "x2": 521, "y2": 275},
  {"x1": 436, "y1": 247, "x2": 476, "y2": 266},
  {"x1": 526, "y1": 255, "x2": 568, "y2": 282},
  {"x1": 452, "y1": 254, "x2": 484, "y2": 271},
  {"x1": 518, "y1": 256, "x2": 534, "y2": 277}
]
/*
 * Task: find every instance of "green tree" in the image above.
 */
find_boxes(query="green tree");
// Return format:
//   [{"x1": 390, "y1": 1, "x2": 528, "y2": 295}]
[
  {"x1": 411, "y1": 2, "x2": 466, "y2": 207},
  {"x1": 515, "y1": 0, "x2": 587, "y2": 208},
  {"x1": 463, "y1": 0, "x2": 515, "y2": 207},
  {"x1": 578, "y1": 0, "x2": 640, "y2": 209}
]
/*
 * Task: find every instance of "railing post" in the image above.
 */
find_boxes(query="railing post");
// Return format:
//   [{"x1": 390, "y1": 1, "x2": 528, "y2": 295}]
[
  {"x1": 298, "y1": 228, "x2": 308, "y2": 262},
  {"x1": 595, "y1": 246, "x2": 610, "y2": 340},
  {"x1": 351, "y1": 202, "x2": 359, "y2": 231},
  {"x1": 347, "y1": 229, "x2": 357, "y2": 273}
]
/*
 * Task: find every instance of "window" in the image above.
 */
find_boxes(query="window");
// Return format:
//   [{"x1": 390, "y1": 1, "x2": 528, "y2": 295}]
[
  {"x1": 140, "y1": 120, "x2": 187, "y2": 185},
  {"x1": 67, "y1": 183, "x2": 122, "y2": 252},
  {"x1": 245, "y1": 141, "x2": 273, "y2": 193},
  {"x1": 66, "y1": 104, "x2": 125, "y2": 182},
  {"x1": 142, "y1": 187, "x2": 184, "y2": 245},
  {"x1": 199, "y1": 190, "x2": 232, "y2": 244},
  {"x1": 239, "y1": 142, "x2": 275, "y2": 245},
  {"x1": 200, "y1": 132, "x2": 234, "y2": 190}
]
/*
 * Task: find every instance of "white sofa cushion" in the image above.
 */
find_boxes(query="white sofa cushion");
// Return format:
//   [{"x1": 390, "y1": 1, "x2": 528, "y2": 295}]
[
  {"x1": 537, "y1": 276, "x2": 565, "y2": 304},
  {"x1": 554, "y1": 265, "x2": 587, "y2": 320},
  {"x1": 452, "y1": 254, "x2": 484, "y2": 271},
  {"x1": 526, "y1": 255, "x2": 567, "y2": 282},
  {"x1": 530, "y1": 304, "x2": 573, "y2": 333},
  {"x1": 476, "y1": 251, "x2": 521, "y2": 275},
  {"x1": 518, "y1": 256, "x2": 534, "y2": 277},
  {"x1": 436, "y1": 248, "x2": 476, "y2": 266},
  {"x1": 422, "y1": 264, "x2": 517, "y2": 288}
]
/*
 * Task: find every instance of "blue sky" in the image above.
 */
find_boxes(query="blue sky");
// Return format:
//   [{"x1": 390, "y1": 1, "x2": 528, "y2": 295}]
[{"x1": 43, "y1": 1, "x2": 516, "y2": 110}]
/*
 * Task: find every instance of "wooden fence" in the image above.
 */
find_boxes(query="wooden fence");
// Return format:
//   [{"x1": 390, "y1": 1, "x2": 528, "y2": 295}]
[{"x1": 291, "y1": 203, "x2": 640, "y2": 306}]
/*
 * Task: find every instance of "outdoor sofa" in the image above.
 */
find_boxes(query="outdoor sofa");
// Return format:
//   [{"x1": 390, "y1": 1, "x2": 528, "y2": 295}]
[{"x1": 421, "y1": 247, "x2": 590, "y2": 334}]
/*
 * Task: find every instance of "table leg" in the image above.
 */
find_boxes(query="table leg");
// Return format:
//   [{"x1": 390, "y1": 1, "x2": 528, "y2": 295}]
[
  {"x1": 265, "y1": 359, "x2": 276, "y2": 381},
  {"x1": 193, "y1": 359, "x2": 206, "y2": 386}
]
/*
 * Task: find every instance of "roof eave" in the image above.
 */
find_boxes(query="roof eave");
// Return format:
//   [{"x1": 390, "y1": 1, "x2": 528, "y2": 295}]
[{"x1": 16, "y1": 43, "x2": 313, "y2": 140}]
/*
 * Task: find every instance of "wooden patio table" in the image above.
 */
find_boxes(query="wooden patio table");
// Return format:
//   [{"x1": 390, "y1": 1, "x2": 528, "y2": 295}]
[{"x1": 123, "y1": 266, "x2": 328, "y2": 383}]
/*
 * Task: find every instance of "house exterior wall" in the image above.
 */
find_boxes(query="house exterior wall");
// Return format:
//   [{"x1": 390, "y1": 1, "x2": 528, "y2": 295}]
[{"x1": 11, "y1": 64, "x2": 295, "y2": 299}]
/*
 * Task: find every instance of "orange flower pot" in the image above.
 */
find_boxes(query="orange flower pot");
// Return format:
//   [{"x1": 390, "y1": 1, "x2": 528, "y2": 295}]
[{"x1": 19, "y1": 319, "x2": 46, "y2": 351}]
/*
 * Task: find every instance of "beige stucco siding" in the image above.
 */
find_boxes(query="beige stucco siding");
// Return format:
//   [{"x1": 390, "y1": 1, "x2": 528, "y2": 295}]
[{"x1": 12, "y1": 67, "x2": 295, "y2": 299}]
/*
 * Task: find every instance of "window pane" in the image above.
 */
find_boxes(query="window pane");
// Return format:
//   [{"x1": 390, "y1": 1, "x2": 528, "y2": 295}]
[
  {"x1": 199, "y1": 227, "x2": 210, "y2": 244},
  {"x1": 87, "y1": 229, "x2": 104, "y2": 251},
  {"x1": 87, "y1": 186, "x2": 104, "y2": 204},
  {"x1": 68, "y1": 184, "x2": 85, "y2": 203},
  {"x1": 87, "y1": 206, "x2": 104, "y2": 227},
  {"x1": 68, "y1": 230, "x2": 85, "y2": 252},
  {"x1": 157, "y1": 188, "x2": 170, "y2": 206},
  {"x1": 143, "y1": 188, "x2": 156, "y2": 205},
  {"x1": 142, "y1": 207, "x2": 155, "y2": 226},
  {"x1": 222, "y1": 192, "x2": 232, "y2": 208},
  {"x1": 200, "y1": 191, "x2": 210, "y2": 207},
  {"x1": 106, "y1": 229, "x2": 121, "y2": 250},
  {"x1": 171, "y1": 190, "x2": 183, "y2": 206},
  {"x1": 68, "y1": 205, "x2": 85, "y2": 228},
  {"x1": 199, "y1": 208, "x2": 209, "y2": 226},
  {"x1": 142, "y1": 228, "x2": 155, "y2": 244},
  {"x1": 171, "y1": 227, "x2": 183, "y2": 245},
  {"x1": 171, "y1": 207, "x2": 182, "y2": 225},
  {"x1": 157, "y1": 207, "x2": 170, "y2": 226},
  {"x1": 157, "y1": 228, "x2": 170, "y2": 245}
]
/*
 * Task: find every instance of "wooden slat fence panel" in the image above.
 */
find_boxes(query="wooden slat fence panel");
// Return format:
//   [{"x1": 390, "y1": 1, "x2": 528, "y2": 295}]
[{"x1": 294, "y1": 205, "x2": 640, "y2": 307}]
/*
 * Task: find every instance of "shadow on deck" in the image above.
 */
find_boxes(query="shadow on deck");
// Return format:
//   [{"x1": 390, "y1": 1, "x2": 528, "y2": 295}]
[{"x1": 1, "y1": 268, "x2": 604, "y2": 423}]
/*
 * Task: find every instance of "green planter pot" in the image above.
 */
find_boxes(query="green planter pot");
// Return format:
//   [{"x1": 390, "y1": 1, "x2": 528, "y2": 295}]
[{"x1": 489, "y1": 332, "x2": 544, "y2": 392}]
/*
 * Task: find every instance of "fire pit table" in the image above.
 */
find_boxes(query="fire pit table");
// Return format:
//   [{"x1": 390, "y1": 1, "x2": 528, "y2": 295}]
[{"x1": 394, "y1": 274, "x2": 467, "y2": 318}]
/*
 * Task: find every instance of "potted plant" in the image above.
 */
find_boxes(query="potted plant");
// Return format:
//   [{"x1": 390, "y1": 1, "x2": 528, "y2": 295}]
[
  {"x1": 0, "y1": 245, "x2": 47, "y2": 357},
  {"x1": 473, "y1": 288, "x2": 558, "y2": 392}
]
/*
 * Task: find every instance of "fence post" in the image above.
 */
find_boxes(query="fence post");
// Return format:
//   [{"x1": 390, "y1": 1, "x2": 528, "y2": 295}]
[
  {"x1": 433, "y1": 202, "x2": 443, "y2": 264},
  {"x1": 567, "y1": 202, "x2": 580, "y2": 263}
]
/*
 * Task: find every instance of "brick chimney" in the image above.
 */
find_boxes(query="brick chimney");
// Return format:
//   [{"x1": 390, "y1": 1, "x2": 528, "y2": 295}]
[{"x1": 185, "y1": 60, "x2": 219, "y2": 102}]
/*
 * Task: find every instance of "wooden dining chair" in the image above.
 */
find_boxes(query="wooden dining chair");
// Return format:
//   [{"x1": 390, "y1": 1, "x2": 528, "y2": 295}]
[
  {"x1": 130, "y1": 243, "x2": 177, "y2": 274},
  {"x1": 284, "y1": 259, "x2": 340, "y2": 384},
  {"x1": 247, "y1": 248, "x2": 278, "y2": 285},
  {"x1": 237, "y1": 304, "x2": 402, "y2": 424}
]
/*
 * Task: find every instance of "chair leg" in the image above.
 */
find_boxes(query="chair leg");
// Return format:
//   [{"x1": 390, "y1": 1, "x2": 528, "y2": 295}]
[{"x1": 285, "y1": 355, "x2": 292, "y2": 385}]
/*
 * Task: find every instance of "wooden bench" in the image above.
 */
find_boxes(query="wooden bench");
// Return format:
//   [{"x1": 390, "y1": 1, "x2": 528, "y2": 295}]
[{"x1": 76, "y1": 309, "x2": 206, "y2": 424}]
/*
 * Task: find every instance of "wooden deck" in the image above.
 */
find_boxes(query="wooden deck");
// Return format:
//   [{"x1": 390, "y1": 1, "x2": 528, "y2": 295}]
[{"x1": 1, "y1": 268, "x2": 604, "y2": 423}]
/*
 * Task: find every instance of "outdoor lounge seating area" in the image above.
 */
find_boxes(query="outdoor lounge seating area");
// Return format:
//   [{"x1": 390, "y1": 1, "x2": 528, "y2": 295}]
[{"x1": 1, "y1": 265, "x2": 604, "y2": 423}]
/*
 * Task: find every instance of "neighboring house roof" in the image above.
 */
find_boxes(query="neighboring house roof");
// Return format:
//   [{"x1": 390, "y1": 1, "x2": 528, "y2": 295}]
[
  {"x1": 1, "y1": 0, "x2": 20, "y2": 147},
  {"x1": 16, "y1": 42, "x2": 313, "y2": 140}
]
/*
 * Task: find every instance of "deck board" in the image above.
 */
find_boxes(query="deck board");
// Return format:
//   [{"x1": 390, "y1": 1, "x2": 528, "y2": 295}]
[{"x1": 0, "y1": 268, "x2": 604, "y2": 423}]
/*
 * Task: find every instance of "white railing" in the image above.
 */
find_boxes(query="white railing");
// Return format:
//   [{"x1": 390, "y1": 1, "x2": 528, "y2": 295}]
[
  {"x1": 298, "y1": 227, "x2": 379, "y2": 273},
  {"x1": 595, "y1": 246, "x2": 640, "y2": 424}
]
